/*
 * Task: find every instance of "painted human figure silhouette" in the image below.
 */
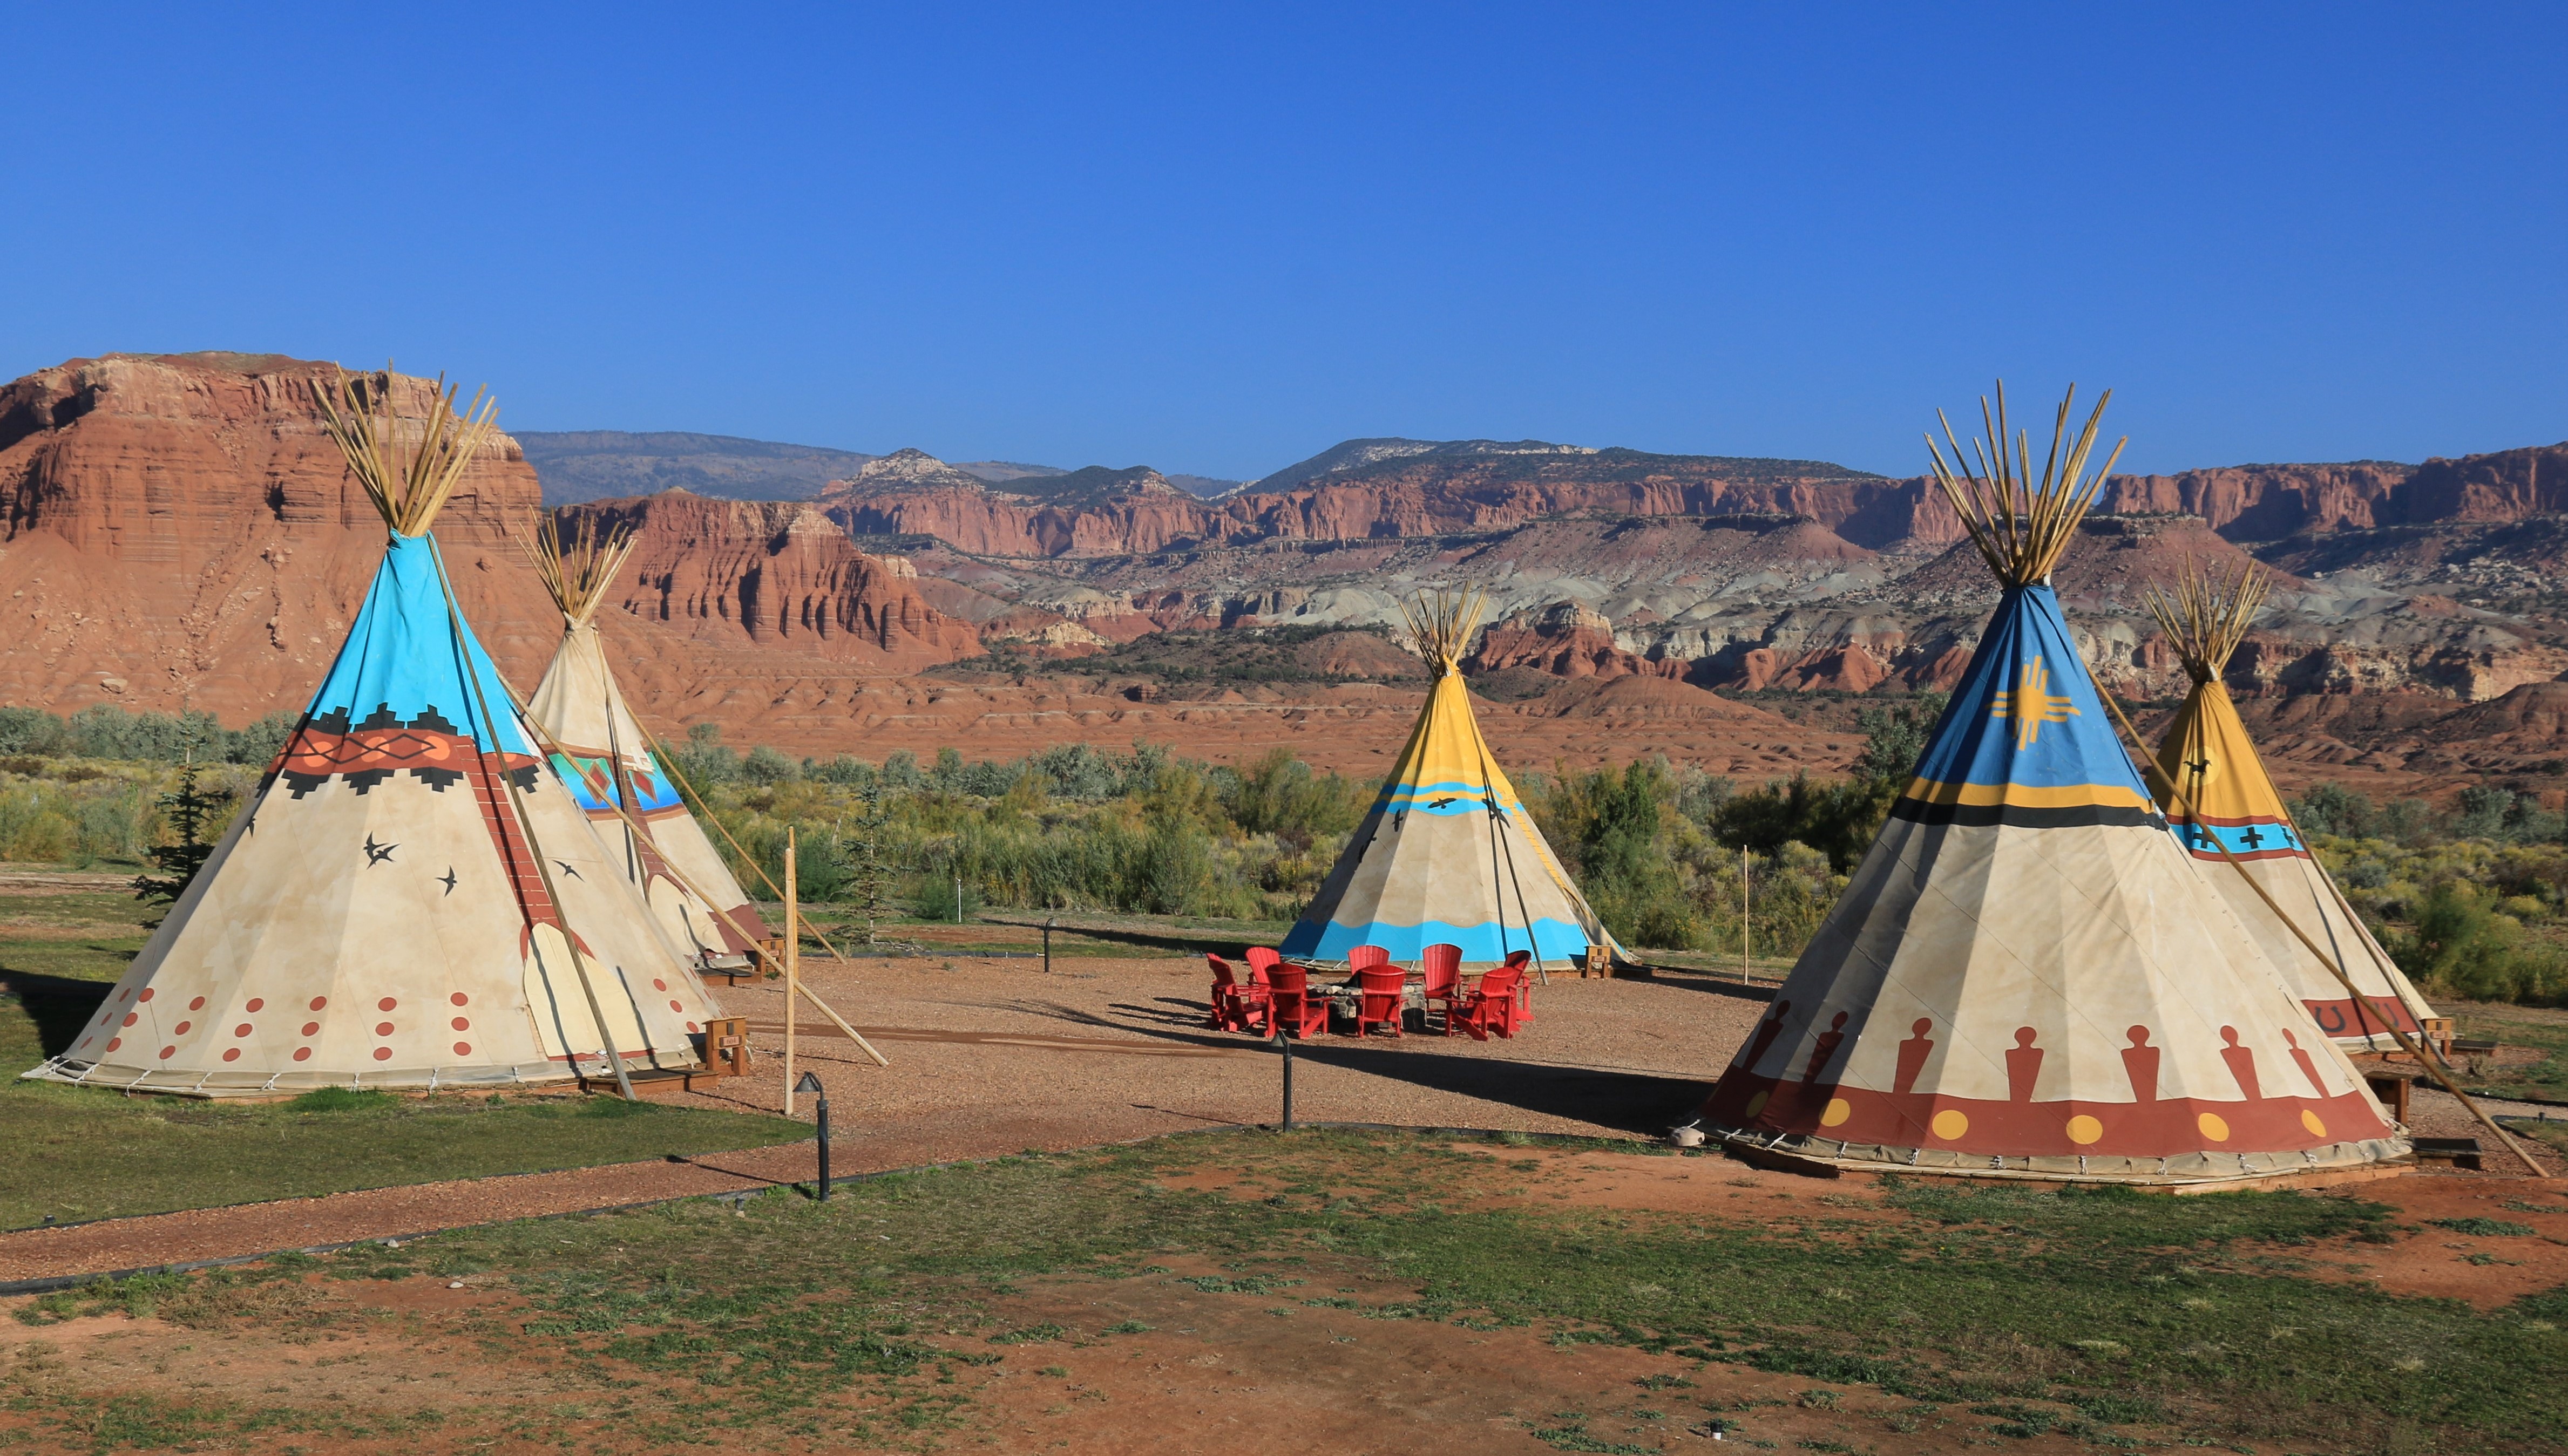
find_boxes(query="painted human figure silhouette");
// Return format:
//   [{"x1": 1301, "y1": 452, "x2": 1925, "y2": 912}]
[
  {"x1": 1893, "y1": 1018, "x2": 1935, "y2": 1095},
  {"x1": 1801, "y1": 1012, "x2": 1849, "y2": 1084},
  {"x1": 2120, "y1": 1026, "x2": 2161, "y2": 1103},
  {"x1": 1738, "y1": 1001, "x2": 1791, "y2": 1073},
  {"x1": 2004, "y1": 1026, "x2": 2044, "y2": 1103},
  {"x1": 2281, "y1": 1028, "x2": 2328, "y2": 1097},
  {"x1": 2218, "y1": 1026, "x2": 2261, "y2": 1099}
]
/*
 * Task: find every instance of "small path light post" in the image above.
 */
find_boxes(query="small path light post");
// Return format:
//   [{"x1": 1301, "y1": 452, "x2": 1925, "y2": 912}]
[
  {"x1": 1276, "y1": 1024, "x2": 1295, "y2": 1132},
  {"x1": 797, "y1": 1071, "x2": 830, "y2": 1200}
]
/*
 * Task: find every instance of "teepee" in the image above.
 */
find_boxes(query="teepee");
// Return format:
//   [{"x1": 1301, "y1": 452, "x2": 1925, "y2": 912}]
[
  {"x1": 1694, "y1": 385, "x2": 2404, "y2": 1185},
  {"x1": 520, "y1": 513, "x2": 770, "y2": 967},
  {"x1": 2143, "y1": 561, "x2": 2436, "y2": 1048},
  {"x1": 27, "y1": 370, "x2": 723, "y2": 1097},
  {"x1": 1278, "y1": 588, "x2": 1618, "y2": 969}
]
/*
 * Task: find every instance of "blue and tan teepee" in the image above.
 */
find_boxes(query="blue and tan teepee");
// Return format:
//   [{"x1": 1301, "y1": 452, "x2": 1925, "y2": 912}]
[
  {"x1": 1279, "y1": 589, "x2": 1617, "y2": 969},
  {"x1": 1695, "y1": 385, "x2": 2403, "y2": 1185},
  {"x1": 26, "y1": 371, "x2": 721, "y2": 1097},
  {"x1": 2143, "y1": 561, "x2": 2436, "y2": 1048}
]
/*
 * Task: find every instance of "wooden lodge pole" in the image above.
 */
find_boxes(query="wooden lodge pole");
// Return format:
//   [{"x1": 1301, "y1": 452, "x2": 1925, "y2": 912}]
[
  {"x1": 1740, "y1": 845, "x2": 1751, "y2": 984},
  {"x1": 784, "y1": 827, "x2": 799, "y2": 1118}
]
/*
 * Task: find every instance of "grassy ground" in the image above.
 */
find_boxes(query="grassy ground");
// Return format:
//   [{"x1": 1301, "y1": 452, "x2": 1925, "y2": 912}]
[
  {"x1": 0, "y1": 881, "x2": 815, "y2": 1232},
  {"x1": 9, "y1": 1130, "x2": 2563, "y2": 1454},
  {"x1": 0, "y1": 880, "x2": 153, "y2": 985},
  {"x1": 2447, "y1": 1000, "x2": 2568, "y2": 1105}
]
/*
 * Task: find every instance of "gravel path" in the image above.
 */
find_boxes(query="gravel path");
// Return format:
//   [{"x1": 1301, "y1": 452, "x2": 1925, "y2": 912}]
[{"x1": 0, "y1": 958, "x2": 1767, "y2": 1284}]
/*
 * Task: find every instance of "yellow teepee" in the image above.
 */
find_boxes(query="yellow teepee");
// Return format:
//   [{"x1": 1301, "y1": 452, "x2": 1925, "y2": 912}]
[
  {"x1": 2143, "y1": 560, "x2": 2436, "y2": 1047},
  {"x1": 1279, "y1": 588, "x2": 1616, "y2": 968}
]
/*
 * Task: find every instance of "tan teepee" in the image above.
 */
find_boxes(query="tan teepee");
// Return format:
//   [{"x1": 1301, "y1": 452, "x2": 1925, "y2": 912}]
[
  {"x1": 1692, "y1": 385, "x2": 2403, "y2": 1184},
  {"x1": 520, "y1": 513, "x2": 770, "y2": 966},
  {"x1": 2143, "y1": 560, "x2": 2436, "y2": 1047},
  {"x1": 1280, "y1": 589, "x2": 1617, "y2": 968},
  {"x1": 26, "y1": 371, "x2": 722, "y2": 1096}
]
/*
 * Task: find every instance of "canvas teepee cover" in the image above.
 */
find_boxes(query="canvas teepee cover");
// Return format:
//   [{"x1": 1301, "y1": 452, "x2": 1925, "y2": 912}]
[
  {"x1": 26, "y1": 372, "x2": 722, "y2": 1096},
  {"x1": 1696, "y1": 387, "x2": 2402, "y2": 1183},
  {"x1": 1279, "y1": 589, "x2": 1619, "y2": 968},
  {"x1": 2143, "y1": 562, "x2": 2436, "y2": 1048},
  {"x1": 520, "y1": 515, "x2": 770, "y2": 965}
]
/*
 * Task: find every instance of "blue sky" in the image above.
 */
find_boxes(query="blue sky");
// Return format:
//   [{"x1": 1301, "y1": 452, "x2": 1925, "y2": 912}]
[{"x1": 6, "y1": 4, "x2": 2562, "y2": 481}]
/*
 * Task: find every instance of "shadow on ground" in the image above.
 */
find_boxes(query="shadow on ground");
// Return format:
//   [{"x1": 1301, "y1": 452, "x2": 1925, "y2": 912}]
[
  {"x1": 1016, "y1": 995, "x2": 1706, "y2": 1137},
  {"x1": 0, "y1": 971, "x2": 111, "y2": 1058}
]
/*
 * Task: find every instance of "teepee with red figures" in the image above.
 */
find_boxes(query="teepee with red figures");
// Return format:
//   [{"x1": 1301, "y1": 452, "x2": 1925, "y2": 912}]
[{"x1": 1693, "y1": 385, "x2": 2407, "y2": 1185}]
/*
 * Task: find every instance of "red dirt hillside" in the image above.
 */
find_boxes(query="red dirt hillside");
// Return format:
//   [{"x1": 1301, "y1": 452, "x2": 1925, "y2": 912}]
[{"x1": 0, "y1": 353, "x2": 967, "y2": 730}]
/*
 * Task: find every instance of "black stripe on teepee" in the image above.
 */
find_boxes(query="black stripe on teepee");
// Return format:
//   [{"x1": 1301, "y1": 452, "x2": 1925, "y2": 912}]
[{"x1": 1891, "y1": 799, "x2": 2165, "y2": 830}]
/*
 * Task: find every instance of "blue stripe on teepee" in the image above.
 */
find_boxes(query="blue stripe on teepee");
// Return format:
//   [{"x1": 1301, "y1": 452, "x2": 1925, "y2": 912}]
[
  {"x1": 1278, "y1": 914, "x2": 1591, "y2": 964},
  {"x1": 303, "y1": 533, "x2": 532, "y2": 756},
  {"x1": 1901, "y1": 584, "x2": 2154, "y2": 814}
]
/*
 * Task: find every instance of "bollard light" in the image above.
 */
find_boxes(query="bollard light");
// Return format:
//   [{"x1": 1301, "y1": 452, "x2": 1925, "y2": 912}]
[{"x1": 795, "y1": 1071, "x2": 830, "y2": 1200}]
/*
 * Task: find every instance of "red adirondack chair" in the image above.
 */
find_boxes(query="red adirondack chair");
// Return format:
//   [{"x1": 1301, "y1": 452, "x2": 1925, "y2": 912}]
[
  {"x1": 1206, "y1": 953, "x2": 1269, "y2": 1035},
  {"x1": 1354, "y1": 966, "x2": 1407, "y2": 1037},
  {"x1": 1451, "y1": 964, "x2": 1524, "y2": 1040},
  {"x1": 1419, "y1": 943, "x2": 1463, "y2": 1033},
  {"x1": 1348, "y1": 944, "x2": 1391, "y2": 973},
  {"x1": 1244, "y1": 945, "x2": 1282, "y2": 977},
  {"x1": 1264, "y1": 965, "x2": 1332, "y2": 1039},
  {"x1": 1503, "y1": 948, "x2": 1535, "y2": 1024}
]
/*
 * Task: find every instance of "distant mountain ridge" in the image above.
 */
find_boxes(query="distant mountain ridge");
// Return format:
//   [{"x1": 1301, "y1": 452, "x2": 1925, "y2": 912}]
[{"x1": 518, "y1": 431, "x2": 880, "y2": 505}]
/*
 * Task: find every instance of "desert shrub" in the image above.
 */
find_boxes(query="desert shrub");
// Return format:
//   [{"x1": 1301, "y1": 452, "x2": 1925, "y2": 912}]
[
  {"x1": 1710, "y1": 771, "x2": 1894, "y2": 874},
  {"x1": 73, "y1": 783, "x2": 155, "y2": 865},
  {"x1": 0, "y1": 788, "x2": 78, "y2": 861},
  {"x1": 2394, "y1": 881, "x2": 2568, "y2": 1005},
  {"x1": 740, "y1": 745, "x2": 800, "y2": 786},
  {"x1": 668, "y1": 722, "x2": 738, "y2": 787},
  {"x1": 1221, "y1": 748, "x2": 1363, "y2": 842}
]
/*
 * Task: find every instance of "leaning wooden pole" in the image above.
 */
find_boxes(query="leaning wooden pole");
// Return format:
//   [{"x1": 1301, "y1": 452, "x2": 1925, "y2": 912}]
[
  {"x1": 492, "y1": 686, "x2": 891, "y2": 1069},
  {"x1": 2089, "y1": 675, "x2": 2549, "y2": 1177},
  {"x1": 783, "y1": 827, "x2": 801, "y2": 1117}
]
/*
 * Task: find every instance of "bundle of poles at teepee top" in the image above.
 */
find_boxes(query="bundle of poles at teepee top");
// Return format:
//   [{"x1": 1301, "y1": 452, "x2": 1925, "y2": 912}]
[
  {"x1": 313, "y1": 368, "x2": 502, "y2": 537},
  {"x1": 1925, "y1": 382, "x2": 2126, "y2": 587},
  {"x1": 1399, "y1": 585, "x2": 1486, "y2": 673},
  {"x1": 520, "y1": 511, "x2": 641, "y2": 630},
  {"x1": 2139, "y1": 555, "x2": 2267, "y2": 686}
]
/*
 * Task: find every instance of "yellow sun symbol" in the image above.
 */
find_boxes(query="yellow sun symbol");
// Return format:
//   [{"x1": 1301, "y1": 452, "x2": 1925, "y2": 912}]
[{"x1": 1992, "y1": 657, "x2": 2079, "y2": 750}]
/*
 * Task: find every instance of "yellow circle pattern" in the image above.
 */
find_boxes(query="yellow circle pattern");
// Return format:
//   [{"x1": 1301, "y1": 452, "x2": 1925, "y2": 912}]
[
  {"x1": 2300, "y1": 1109, "x2": 2328, "y2": 1138},
  {"x1": 2064, "y1": 1114, "x2": 2104, "y2": 1145},
  {"x1": 1820, "y1": 1098, "x2": 1852, "y2": 1127},
  {"x1": 2196, "y1": 1112, "x2": 2231, "y2": 1142},
  {"x1": 1930, "y1": 1108, "x2": 1969, "y2": 1140},
  {"x1": 1743, "y1": 1090, "x2": 1770, "y2": 1119}
]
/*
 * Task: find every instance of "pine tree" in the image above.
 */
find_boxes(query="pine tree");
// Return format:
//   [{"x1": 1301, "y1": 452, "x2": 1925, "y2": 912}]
[
  {"x1": 844, "y1": 778, "x2": 895, "y2": 945},
  {"x1": 133, "y1": 743, "x2": 228, "y2": 922}
]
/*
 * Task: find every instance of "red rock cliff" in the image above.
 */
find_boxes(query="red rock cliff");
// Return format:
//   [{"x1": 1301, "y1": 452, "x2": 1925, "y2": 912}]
[
  {"x1": 567, "y1": 491, "x2": 968, "y2": 667},
  {"x1": 0, "y1": 352, "x2": 560, "y2": 717}
]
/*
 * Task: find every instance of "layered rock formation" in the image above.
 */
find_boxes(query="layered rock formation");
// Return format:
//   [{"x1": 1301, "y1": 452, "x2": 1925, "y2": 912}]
[
  {"x1": 0, "y1": 353, "x2": 965, "y2": 730},
  {"x1": 568, "y1": 491, "x2": 964, "y2": 665},
  {"x1": 0, "y1": 352, "x2": 559, "y2": 715}
]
